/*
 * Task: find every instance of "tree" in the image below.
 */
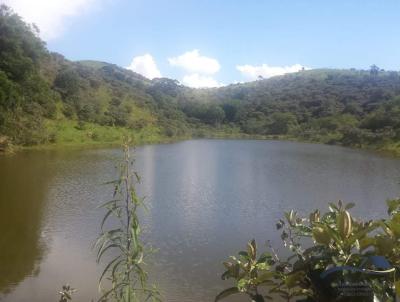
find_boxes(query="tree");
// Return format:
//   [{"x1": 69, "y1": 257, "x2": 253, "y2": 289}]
[
  {"x1": 54, "y1": 69, "x2": 80, "y2": 98},
  {"x1": 370, "y1": 64, "x2": 380, "y2": 77},
  {"x1": 267, "y1": 112, "x2": 298, "y2": 135},
  {"x1": 205, "y1": 104, "x2": 225, "y2": 125}
]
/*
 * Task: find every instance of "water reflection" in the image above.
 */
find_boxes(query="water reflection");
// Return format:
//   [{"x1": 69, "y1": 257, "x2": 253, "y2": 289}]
[
  {"x1": 0, "y1": 152, "x2": 50, "y2": 295},
  {"x1": 0, "y1": 140, "x2": 399, "y2": 302}
]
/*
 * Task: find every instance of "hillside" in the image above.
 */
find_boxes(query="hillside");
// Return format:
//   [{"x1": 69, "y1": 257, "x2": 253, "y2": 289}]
[{"x1": 1, "y1": 5, "x2": 400, "y2": 153}]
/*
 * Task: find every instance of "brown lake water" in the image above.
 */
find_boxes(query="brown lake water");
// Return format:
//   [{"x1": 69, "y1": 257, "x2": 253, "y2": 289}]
[{"x1": 0, "y1": 139, "x2": 400, "y2": 301}]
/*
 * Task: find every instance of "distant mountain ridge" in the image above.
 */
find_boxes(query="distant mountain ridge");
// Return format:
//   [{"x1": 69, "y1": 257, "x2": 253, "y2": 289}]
[{"x1": 1, "y1": 5, "x2": 400, "y2": 154}]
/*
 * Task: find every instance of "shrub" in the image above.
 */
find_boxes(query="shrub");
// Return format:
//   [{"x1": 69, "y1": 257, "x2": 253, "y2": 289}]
[{"x1": 217, "y1": 200, "x2": 398, "y2": 302}]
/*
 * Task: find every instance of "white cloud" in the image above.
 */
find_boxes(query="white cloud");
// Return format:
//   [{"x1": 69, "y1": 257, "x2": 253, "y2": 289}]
[
  {"x1": 4, "y1": 0, "x2": 102, "y2": 40},
  {"x1": 168, "y1": 50, "x2": 220, "y2": 74},
  {"x1": 126, "y1": 54, "x2": 161, "y2": 80},
  {"x1": 169, "y1": 49, "x2": 222, "y2": 88},
  {"x1": 236, "y1": 63, "x2": 308, "y2": 80},
  {"x1": 181, "y1": 74, "x2": 223, "y2": 88}
]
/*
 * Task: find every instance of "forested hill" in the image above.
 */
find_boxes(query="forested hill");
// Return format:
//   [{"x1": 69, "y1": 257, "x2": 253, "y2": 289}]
[{"x1": 1, "y1": 5, "x2": 400, "y2": 153}]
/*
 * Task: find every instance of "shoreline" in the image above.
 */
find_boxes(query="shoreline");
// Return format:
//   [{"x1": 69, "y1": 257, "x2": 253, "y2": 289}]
[{"x1": 2, "y1": 132, "x2": 399, "y2": 159}]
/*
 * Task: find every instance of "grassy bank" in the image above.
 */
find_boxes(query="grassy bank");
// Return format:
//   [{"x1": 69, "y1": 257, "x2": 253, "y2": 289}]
[
  {"x1": 192, "y1": 124, "x2": 400, "y2": 157},
  {"x1": 203, "y1": 130, "x2": 400, "y2": 157},
  {"x1": 25, "y1": 120, "x2": 189, "y2": 151},
  {"x1": 2, "y1": 119, "x2": 400, "y2": 157},
  {"x1": 377, "y1": 141, "x2": 400, "y2": 156}
]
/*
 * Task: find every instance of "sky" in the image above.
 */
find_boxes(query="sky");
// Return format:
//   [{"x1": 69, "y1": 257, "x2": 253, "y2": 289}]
[{"x1": 4, "y1": 0, "x2": 400, "y2": 87}]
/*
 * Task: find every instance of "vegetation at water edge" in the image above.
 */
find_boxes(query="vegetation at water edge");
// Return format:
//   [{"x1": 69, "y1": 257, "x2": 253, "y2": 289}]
[{"x1": 1, "y1": 5, "x2": 400, "y2": 154}]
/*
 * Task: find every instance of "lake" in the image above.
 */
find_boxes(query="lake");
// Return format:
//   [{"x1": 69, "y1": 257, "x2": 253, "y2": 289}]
[{"x1": 1, "y1": 139, "x2": 400, "y2": 302}]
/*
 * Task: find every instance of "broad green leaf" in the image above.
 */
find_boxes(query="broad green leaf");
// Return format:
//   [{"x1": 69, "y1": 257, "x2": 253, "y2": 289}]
[
  {"x1": 395, "y1": 281, "x2": 400, "y2": 297},
  {"x1": 256, "y1": 271, "x2": 275, "y2": 283},
  {"x1": 247, "y1": 239, "x2": 256, "y2": 260},
  {"x1": 215, "y1": 287, "x2": 239, "y2": 302},
  {"x1": 238, "y1": 251, "x2": 249, "y2": 259},
  {"x1": 257, "y1": 252, "x2": 272, "y2": 264},
  {"x1": 285, "y1": 271, "x2": 304, "y2": 289}
]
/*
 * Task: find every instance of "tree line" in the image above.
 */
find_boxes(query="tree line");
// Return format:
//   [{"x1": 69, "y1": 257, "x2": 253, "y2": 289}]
[{"x1": 1, "y1": 4, "x2": 400, "y2": 152}]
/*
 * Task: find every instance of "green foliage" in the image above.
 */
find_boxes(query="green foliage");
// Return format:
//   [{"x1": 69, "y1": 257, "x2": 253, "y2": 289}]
[
  {"x1": 267, "y1": 112, "x2": 298, "y2": 135},
  {"x1": 373, "y1": 198, "x2": 400, "y2": 269},
  {"x1": 0, "y1": 5, "x2": 55, "y2": 145},
  {"x1": 0, "y1": 5, "x2": 45, "y2": 81},
  {"x1": 42, "y1": 119, "x2": 170, "y2": 149},
  {"x1": 94, "y1": 141, "x2": 160, "y2": 302},
  {"x1": 2, "y1": 4, "x2": 400, "y2": 153},
  {"x1": 217, "y1": 200, "x2": 398, "y2": 302},
  {"x1": 216, "y1": 240, "x2": 275, "y2": 301},
  {"x1": 210, "y1": 69, "x2": 400, "y2": 150},
  {"x1": 53, "y1": 68, "x2": 80, "y2": 98}
]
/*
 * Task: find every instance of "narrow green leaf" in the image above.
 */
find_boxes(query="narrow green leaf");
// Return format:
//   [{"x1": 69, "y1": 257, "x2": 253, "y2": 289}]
[
  {"x1": 99, "y1": 255, "x2": 121, "y2": 283},
  {"x1": 97, "y1": 243, "x2": 121, "y2": 262}
]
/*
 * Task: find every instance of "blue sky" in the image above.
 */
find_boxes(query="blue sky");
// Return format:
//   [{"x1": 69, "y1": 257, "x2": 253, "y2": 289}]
[{"x1": 5, "y1": 0, "x2": 400, "y2": 87}]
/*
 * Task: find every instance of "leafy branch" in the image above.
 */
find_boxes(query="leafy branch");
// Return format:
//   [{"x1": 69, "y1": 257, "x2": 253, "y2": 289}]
[{"x1": 94, "y1": 139, "x2": 161, "y2": 302}]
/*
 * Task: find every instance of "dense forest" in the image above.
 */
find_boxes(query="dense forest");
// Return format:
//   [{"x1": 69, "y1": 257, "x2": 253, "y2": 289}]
[{"x1": 1, "y1": 5, "x2": 400, "y2": 153}]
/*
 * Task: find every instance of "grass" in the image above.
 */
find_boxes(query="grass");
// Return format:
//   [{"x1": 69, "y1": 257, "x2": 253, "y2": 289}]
[
  {"x1": 9, "y1": 119, "x2": 400, "y2": 158},
  {"x1": 29, "y1": 119, "x2": 186, "y2": 150},
  {"x1": 374, "y1": 141, "x2": 400, "y2": 157}
]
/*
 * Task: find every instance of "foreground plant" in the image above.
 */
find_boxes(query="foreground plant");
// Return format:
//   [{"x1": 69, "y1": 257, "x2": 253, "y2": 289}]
[
  {"x1": 215, "y1": 240, "x2": 275, "y2": 302},
  {"x1": 95, "y1": 140, "x2": 160, "y2": 302},
  {"x1": 283, "y1": 201, "x2": 377, "y2": 271},
  {"x1": 217, "y1": 200, "x2": 397, "y2": 301},
  {"x1": 58, "y1": 284, "x2": 76, "y2": 302},
  {"x1": 216, "y1": 239, "x2": 311, "y2": 302},
  {"x1": 375, "y1": 199, "x2": 400, "y2": 266}
]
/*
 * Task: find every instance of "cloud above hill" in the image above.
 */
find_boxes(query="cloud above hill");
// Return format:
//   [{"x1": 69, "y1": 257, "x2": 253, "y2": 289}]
[
  {"x1": 126, "y1": 54, "x2": 162, "y2": 79},
  {"x1": 169, "y1": 50, "x2": 222, "y2": 87},
  {"x1": 181, "y1": 74, "x2": 222, "y2": 88},
  {"x1": 168, "y1": 50, "x2": 220, "y2": 74},
  {"x1": 3, "y1": 0, "x2": 102, "y2": 40},
  {"x1": 237, "y1": 63, "x2": 308, "y2": 80}
]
